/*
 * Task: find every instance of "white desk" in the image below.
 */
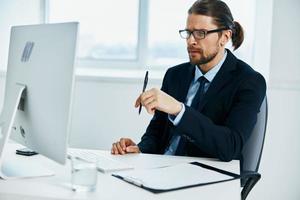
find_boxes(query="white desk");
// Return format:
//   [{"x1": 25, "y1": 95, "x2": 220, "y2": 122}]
[{"x1": 0, "y1": 143, "x2": 241, "y2": 200}]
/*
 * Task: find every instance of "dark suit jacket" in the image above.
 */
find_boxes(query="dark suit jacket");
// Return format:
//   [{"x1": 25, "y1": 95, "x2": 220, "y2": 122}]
[{"x1": 137, "y1": 50, "x2": 266, "y2": 161}]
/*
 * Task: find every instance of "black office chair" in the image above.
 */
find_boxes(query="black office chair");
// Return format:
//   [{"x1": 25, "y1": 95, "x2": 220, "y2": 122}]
[{"x1": 240, "y1": 96, "x2": 268, "y2": 200}]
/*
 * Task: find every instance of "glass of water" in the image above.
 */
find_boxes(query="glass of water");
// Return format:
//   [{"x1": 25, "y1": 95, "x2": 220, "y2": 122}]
[{"x1": 71, "y1": 156, "x2": 98, "y2": 192}]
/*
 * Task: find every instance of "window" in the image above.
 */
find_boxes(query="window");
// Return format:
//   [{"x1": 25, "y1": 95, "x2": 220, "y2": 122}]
[
  {"x1": 47, "y1": 0, "x2": 139, "y2": 61},
  {"x1": 46, "y1": 0, "x2": 256, "y2": 69},
  {"x1": 148, "y1": 0, "x2": 195, "y2": 68}
]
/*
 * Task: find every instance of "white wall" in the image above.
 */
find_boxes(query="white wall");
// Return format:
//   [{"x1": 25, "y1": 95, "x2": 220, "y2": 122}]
[
  {"x1": 252, "y1": 0, "x2": 273, "y2": 81},
  {"x1": 69, "y1": 76, "x2": 161, "y2": 149},
  {"x1": 251, "y1": 89, "x2": 300, "y2": 200},
  {"x1": 248, "y1": 0, "x2": 300, "y2": 199}
]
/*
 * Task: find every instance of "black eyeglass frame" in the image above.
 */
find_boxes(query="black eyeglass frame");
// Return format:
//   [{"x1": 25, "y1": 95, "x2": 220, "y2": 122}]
[{"x1": 179, "y1": 27, "x2": 229, "y2": 40}]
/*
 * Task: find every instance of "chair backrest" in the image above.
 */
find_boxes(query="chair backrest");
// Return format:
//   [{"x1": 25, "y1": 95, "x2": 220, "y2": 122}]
[{"x1": 241, "y1": 96, "x2": 268, "y2": 179}]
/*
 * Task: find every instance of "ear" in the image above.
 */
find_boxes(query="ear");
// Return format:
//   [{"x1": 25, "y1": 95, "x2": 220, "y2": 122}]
[{"x1": 221, "y1": 29, "x2": 232, "y2": 45}]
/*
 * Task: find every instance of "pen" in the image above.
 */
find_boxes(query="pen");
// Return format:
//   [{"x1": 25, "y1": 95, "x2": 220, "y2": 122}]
[{"x1": 138, "y1": 71, "x2": 148, "y2": 114}]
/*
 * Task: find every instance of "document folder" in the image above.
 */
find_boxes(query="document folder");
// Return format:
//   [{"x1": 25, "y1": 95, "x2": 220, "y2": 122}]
[{"x1": 112, "y1": 162, "x2": 258, "y2": 193}]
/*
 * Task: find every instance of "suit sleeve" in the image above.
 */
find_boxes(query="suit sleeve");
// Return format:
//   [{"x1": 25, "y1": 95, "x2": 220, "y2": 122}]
[
  {"x1": 175, "y1": 72, "x2": 266, "y2": 161},
  {"x1": 137, "y1": 69, "x2": 170, "y2": 153}
]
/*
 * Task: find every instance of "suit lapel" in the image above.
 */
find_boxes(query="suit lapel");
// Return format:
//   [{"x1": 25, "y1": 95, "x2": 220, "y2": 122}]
[
  {"x1": 177, "y1": 63, "x2": 195, "y2": 102},
  {"x1": 198, "y1": 50, "x2": 238, "y2": 111}
]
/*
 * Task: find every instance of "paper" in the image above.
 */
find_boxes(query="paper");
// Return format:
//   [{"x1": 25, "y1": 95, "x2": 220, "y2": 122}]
[{"x1": 113, "y1": 162, "x2": 234, "y2": 191}]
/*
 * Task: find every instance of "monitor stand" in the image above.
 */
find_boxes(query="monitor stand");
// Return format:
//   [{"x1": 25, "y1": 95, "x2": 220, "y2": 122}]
[
  {"x1": 0, "y1": 155, "x2": 54, "y2": 179},
  {"x1": 0, "y1": 84, "x2": 54, "y2": 179}
]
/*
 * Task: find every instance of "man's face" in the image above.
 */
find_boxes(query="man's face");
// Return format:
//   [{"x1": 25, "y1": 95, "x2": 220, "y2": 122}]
[{"x1": 185, "y1": 14, "x2": 223, "y2": 65}]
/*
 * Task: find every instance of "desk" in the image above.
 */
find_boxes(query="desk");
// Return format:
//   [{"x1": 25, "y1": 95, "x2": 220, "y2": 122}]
[{"x1": 0, "y1": 142, "x2": 240, "y2": 200}]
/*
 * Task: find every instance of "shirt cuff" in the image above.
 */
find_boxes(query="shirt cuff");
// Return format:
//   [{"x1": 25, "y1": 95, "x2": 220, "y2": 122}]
[{"x1": 168, "y1": 103, "x2": 185, "y2": 126}]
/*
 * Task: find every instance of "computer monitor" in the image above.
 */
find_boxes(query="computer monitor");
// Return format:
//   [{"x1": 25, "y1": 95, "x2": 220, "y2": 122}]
[{"x1": 0, "y1": 22, "x2": 78, "y2": 179}]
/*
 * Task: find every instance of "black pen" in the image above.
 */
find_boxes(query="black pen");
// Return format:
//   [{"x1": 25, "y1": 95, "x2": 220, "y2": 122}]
[{"x1": 139, "y1": 71, "x2": 148, "y2": 114}]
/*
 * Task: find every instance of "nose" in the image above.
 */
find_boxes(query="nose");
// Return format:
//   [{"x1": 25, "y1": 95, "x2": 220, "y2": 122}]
[{"x1": 187, "y1": 33, "x2": 197, "y2": 46}]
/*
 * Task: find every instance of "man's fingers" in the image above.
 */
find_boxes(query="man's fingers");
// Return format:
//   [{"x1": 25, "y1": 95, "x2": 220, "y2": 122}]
[
  {"x1": 116, "y1": 142, "x2": 125, "y2": 154},
  {"x1": 142, "y1": 96, "x2": 155, "y2": 107},
  {"x1": 120, "y1": 138, "x2": 127, "y2": 151},
  {"x1": 140, "y1": 90, "x2": 155, "y2": 102},
  {"x1": 145, "y1": 100, "x2": 157, "y2": 115},
  {"x1": 111, "y1": 138, "x2": 137, "y2": 155},
  {"x1": 125, "y1": 138, "x2": 136, "y2": 146},
  {"x1": 111, "y1": 143, "x2": 119, "y2": 154},
  {"x1": 111, "y1": 145, "x2": 114, "y2": 154},
  {"x1": 134, "y1": 97, "x2": 141, "y2": 107},
  {"x1": 135, "y1": 89, "x2": 156, "y2": 107},
  {"x1": 126, "y1": 145, "x2": 140, "y2": 153}
]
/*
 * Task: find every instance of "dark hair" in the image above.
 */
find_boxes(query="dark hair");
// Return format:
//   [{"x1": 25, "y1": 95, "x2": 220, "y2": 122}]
[{"x1": 188, "y1": 0, "x2": 244, "y2": 50}]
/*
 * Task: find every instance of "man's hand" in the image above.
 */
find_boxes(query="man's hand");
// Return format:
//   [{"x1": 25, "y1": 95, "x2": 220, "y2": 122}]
[
  {"x1": 135, "y1": 88, "x2": 182, "y2": 115},
  {"x1": 111, "y1": 138, "x2": 140, "y2": 155}
]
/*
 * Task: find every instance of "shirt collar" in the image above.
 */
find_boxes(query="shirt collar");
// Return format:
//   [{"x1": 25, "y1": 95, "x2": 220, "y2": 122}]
[{"x1": 193, "y1": 49, "x2": 228, "y2": 83}]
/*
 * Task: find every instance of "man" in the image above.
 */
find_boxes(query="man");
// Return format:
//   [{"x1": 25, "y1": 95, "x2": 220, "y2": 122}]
[{"x1": 111, "y1": 0, "x2": 266, "y2": 162}]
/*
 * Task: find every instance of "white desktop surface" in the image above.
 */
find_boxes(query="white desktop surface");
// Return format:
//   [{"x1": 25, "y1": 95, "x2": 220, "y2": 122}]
[{"x1": 0, "y1": 142, "x2": 240, "y2": 200}]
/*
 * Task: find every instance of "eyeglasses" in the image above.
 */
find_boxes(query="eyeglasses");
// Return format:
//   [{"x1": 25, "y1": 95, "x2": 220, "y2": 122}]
[{"x1": 179, "y1": 27, "x2": 229, "y2": 40}]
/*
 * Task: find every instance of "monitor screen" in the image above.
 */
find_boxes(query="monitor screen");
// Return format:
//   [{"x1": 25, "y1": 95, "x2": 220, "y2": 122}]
[{"x1": 0, "y1": 22, "x2": 78, "y2": 178}]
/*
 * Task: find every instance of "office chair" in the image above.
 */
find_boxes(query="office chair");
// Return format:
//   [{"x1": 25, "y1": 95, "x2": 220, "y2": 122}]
[{"x1": 240, "y1": 96, "x2": 268, "y2": 200}]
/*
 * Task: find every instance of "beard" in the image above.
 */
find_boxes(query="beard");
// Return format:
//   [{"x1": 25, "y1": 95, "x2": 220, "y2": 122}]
[{"x1": 188, "y1": 46, "x2": 219, "y2": 66}]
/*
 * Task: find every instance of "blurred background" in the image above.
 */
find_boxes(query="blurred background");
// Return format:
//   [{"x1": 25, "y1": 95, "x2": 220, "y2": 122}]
[{"x1": 0, "y1": 0, "x2": 299, "y2": 199}]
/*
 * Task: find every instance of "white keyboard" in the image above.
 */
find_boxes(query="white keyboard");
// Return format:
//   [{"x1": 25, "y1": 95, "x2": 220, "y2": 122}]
[{"x1": 68, "y1": 148, "x2": 134, "y2": 173}]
